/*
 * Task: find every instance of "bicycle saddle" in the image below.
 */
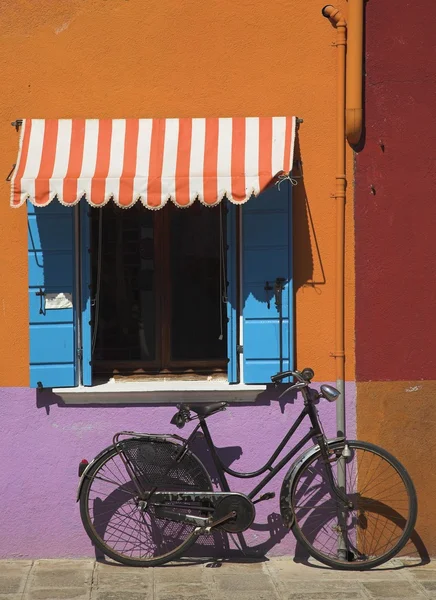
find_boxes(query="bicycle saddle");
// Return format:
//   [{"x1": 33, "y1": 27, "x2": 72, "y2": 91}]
[{"x1": 189, "y1": 401, "x2": 228, "y2": 418}]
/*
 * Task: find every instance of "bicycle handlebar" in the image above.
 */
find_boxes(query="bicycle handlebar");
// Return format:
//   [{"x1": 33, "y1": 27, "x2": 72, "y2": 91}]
[{"x1": 271, "y1": 368, "x2": 315, "y2": 385}]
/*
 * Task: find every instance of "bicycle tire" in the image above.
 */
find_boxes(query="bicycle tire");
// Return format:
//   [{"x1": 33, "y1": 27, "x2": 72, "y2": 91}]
[
  {"x1": 80, "y1": 438, "x2": 213, "y2": 566},
  {"x1": 289, "y1": 440, "x2": 417, "y2": 570}
]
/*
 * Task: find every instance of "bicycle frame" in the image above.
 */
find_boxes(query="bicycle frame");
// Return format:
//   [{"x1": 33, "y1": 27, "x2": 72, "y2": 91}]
[
  {"x1": 82, "y1": 385, "x2": 351, "y2": 514},
  {"x1": 181, "y1": 390, "x2": 334, "y2": 501}
]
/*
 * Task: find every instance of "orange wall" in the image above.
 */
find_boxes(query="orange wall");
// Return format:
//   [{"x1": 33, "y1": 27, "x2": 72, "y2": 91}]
[
  {"x1": 357, "y1": 381, "x2": 436, "y2": 555},
  {"x1": 0, "y1": 0, "x2": 354, "y2": 386}
]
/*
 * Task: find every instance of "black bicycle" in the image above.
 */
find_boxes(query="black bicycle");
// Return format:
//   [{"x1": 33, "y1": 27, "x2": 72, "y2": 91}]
[{"x1": 77, "y1": 368, "x2": 417, "y2": 569}]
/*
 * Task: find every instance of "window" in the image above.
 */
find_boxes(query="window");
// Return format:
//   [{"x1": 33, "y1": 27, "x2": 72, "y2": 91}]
[
  {"x1": 91, "y1": 202, "x2": 228, "y2": 377},
  {"x1": 27, "y1": 183, "x2": 294, "y2": 389}
]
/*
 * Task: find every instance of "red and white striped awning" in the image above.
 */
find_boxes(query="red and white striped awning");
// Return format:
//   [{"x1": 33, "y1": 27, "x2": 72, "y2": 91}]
[{"x1": 10, "y1": 117, "x2": 296, "y2": 209}]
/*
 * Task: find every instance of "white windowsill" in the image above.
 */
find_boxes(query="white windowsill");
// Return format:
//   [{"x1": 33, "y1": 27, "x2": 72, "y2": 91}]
[{"x1": 52, "y1": 379, "x2": 267, "y2": 404}]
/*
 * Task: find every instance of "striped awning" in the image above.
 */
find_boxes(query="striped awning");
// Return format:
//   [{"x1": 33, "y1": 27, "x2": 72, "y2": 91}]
[{"x1": 10, "y1": 117, "x2": 296, "y2": 209}]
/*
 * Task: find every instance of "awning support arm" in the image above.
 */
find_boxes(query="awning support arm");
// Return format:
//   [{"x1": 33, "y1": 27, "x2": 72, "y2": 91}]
[{"x1": 5, "y1": 164, "x2": 16, "y2": 182}]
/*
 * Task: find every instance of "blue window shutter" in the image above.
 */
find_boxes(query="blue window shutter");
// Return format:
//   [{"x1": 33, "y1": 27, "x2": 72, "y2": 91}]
[
  {"x1": 226, "y1": 203, "x2": 238, "y2": 383},
  {"x1": 242, "y1": 183, "x2": 293, "y2": 384},
  {"x1": 80, "y1": 202, "x2": 92, "y2": 386},
  {"x1": 28, "y1": 201, "x2": 76, "y2": 388}
]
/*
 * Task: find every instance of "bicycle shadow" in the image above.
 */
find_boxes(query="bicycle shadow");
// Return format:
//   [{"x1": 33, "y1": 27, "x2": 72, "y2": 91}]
[
  {"x1": 184, "y1": 434, "x2": 291, "y2": 559},
  {"x1": 186, "y1": 438, "x2": 430, "y2": 565},
  {"x1": 290, "y1": 465, "x2": 430, "y2": 569},
  {"x1": 293, "y1": 507, "x2": 430, "y2": 570}
]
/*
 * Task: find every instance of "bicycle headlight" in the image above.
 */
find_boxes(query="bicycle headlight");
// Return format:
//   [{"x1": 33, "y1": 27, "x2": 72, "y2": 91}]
[{"x1": 320, "y1": 384, "x2": 340, "y2": 402}]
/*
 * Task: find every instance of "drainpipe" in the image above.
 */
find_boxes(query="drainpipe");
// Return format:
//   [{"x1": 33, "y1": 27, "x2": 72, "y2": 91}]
[
  {"x1": 322, "y1": 4, "x2": 347, "y2": 438},
  {"x1": 346, "y1": 0, "x2": 364, "y2": 145}
]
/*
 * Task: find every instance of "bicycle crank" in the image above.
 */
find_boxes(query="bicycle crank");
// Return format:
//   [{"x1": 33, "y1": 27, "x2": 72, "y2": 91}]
[
  {"x1": 212, "y1": 494, "x2": 255, "y2": 532},
  {"x1": 205, "y1": 510, "x2": 238, "y2": 532}
]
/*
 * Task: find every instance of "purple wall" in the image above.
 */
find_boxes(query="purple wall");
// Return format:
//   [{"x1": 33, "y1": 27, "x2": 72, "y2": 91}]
[{"x1": 0, "y1": 385, "x2": 355, "y2": 559}]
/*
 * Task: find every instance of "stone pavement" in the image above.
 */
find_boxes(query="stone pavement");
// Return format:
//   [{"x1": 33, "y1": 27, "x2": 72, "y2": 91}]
[{"x1": 0, "y1": 557, "x2": 435, "y2": 600}]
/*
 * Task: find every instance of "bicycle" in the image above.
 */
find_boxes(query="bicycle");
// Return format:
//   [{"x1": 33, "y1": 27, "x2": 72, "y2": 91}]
[{"x1": 77, "y1": 367, "x2": 417, "y2": 569}]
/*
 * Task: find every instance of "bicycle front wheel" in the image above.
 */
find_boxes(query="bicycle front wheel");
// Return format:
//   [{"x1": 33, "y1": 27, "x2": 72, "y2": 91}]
[
  {"x1": 80, "y1": 438, "x2": 212, "y2": 566},
  {"x1": 290, "y1": 440, "x2": 417, "y2": 569}
]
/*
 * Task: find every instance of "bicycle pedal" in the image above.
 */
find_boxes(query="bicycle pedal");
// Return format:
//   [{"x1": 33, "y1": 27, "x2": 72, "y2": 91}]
[{"x1": 253, "y1": 492, "x2": 275, "y2": 504}]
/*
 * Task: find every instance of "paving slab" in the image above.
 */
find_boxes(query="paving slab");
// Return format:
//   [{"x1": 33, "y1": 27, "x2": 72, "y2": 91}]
[
  {"x1": 0, "y1": 562, "x2": 33, "y2": 595},
  {"x1": 154, "y1": 565, "x2": 209, "y2": 583},
  {"x1": 28, "y1": 560, "x2": 93, "y2": 592},
  {"x1": 0, "y1": 561, "x2": 33, "y2": 570},
  {"x1": 284, "y1": 595, "x2": 365, "y2": 600},
  {"x1": 32, "y1": 561, "x2": 94, "y2": 571},
  {"x1": 92, "y1": 592, "x2": 152, "y2": 600},
  {"x1": 29, "y1": 569, "x2": 92, "y2": 589},
  {"x1": 362, "y1": 580, "x2": 428, "y2": 598},
  {"x1": 155, "y1": 594, "x2": 210, "y2": 600},
  {"x1": 268, "y1": 561, "x2": 408, "y2": 581},
  {"x1": 211, "y1": 572, "x2": 276, "y2": 591},
  {"x1": 411, "y1": 570, "x2": 436, "y2": 581},
  {"x1": 94, "y1": 562, "x2": 151, "y2": 590},
  {"x1": 214, "y1": 593, "x2": 278, "y2": 600},
  {"x1": 24, "y1": 589, "x2": 91, "y2": 600},
  {"x1": 276, "y1": 580, "x2": 365, "y2": 598},
  {"x1": 154, "y1": 582, "x2": 210, "y2": 600},
  {"x1": 0, "y1": 575, "x2": 27, "y2": 595}
]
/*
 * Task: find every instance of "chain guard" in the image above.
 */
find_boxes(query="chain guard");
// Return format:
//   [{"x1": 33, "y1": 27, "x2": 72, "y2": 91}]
[{"x1": 214, "y1": 494, "x2": 255, "y2": 532}]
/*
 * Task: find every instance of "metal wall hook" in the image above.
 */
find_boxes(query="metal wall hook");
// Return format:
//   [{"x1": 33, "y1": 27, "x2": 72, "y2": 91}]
[
  {"x1": 274, "y1": 277, "x2": 286, "y2": 310},
  {"x1": 5, "y1": 164, "x2": 16, "y2": 182},
  {"x1": 36, "y1": 288, "x2": 46, "y2": 315}
]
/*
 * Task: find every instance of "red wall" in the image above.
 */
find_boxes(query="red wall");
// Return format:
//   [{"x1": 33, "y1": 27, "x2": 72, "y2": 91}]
[{"x1": 355, "y1": 1, "x2": 436, "y2": 381}]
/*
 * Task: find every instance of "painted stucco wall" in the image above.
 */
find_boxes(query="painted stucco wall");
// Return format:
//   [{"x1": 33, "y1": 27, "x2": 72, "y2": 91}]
[
  {"x1": 0, "y1": 385, "x2": 356, "y2": 559},
  {"x1": 0, "y1": 0, "x2": 356, "y2": 558},
  {"x1": 0, "y1": 0, "x2": 355, "y2": 385},
  {"x1": 355, "y1": 1, "x2": 436, "y2": 555}
]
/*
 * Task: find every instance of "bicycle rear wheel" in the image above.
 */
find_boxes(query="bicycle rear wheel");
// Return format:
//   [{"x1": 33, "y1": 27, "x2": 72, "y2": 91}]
[
  {"x1": 290, "y1": 440, "x2": 417, "y2": 569},
  {"x1": 80, "y1": 438, "x2": 212, "y2": 566}
]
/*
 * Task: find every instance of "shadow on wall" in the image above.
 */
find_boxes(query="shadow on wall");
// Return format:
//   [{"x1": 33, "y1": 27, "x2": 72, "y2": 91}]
[
  {"x1": 292, "y1": 146, "x2": 327, "y2": 292},
  {"x1": 88, "y1": 426, "x2": 430, "y2": 565},
  {"x1": 38, "y1": 387, "x2": 299, "y2": 559},
  {"x1": 36, "y1": 389, "x2": 429, "y2": 565}
]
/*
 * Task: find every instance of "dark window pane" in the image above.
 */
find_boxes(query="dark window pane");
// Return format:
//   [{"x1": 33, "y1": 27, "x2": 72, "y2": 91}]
[
  {"x1": 92, "y1": 204, "x2": 156, "y2": 362},
  {"x1": 169, "y1": 203, "x2": 227, "y2": 361}
]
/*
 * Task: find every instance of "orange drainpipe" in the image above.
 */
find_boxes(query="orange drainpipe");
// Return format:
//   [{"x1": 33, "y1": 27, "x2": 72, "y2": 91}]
[
  {"x1": 322, "y1": 4, "x2": 347, "y2": 436},
  {"x1": 322, "y1": 2, "x2": 364, "y2": 436},
  {"x1": 346, "y1": 0, "x2": 364, "y2": 145}
]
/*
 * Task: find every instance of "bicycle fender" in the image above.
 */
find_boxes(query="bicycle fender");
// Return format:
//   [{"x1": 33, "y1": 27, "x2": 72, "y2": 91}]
[
  {"x1": 76, "y1": 435, "x2": 185, "y2": 502},
  {"x1": 76, "y1": 442, "x2": 120, "y2": 502},
  {"x1": 279, "y1": 436, "x2": 345, "y2": 528}
]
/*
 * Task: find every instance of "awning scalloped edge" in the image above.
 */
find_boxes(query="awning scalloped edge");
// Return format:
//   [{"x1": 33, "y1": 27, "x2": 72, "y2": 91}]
[{"x1": 11, "y1": 187, "x2": 274, "y2": 210}]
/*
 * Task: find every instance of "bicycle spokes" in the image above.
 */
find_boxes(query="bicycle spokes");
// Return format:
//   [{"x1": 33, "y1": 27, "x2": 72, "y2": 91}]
[{"x1": 292, "y1": 443, "x2": 415, "y2": 566}]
